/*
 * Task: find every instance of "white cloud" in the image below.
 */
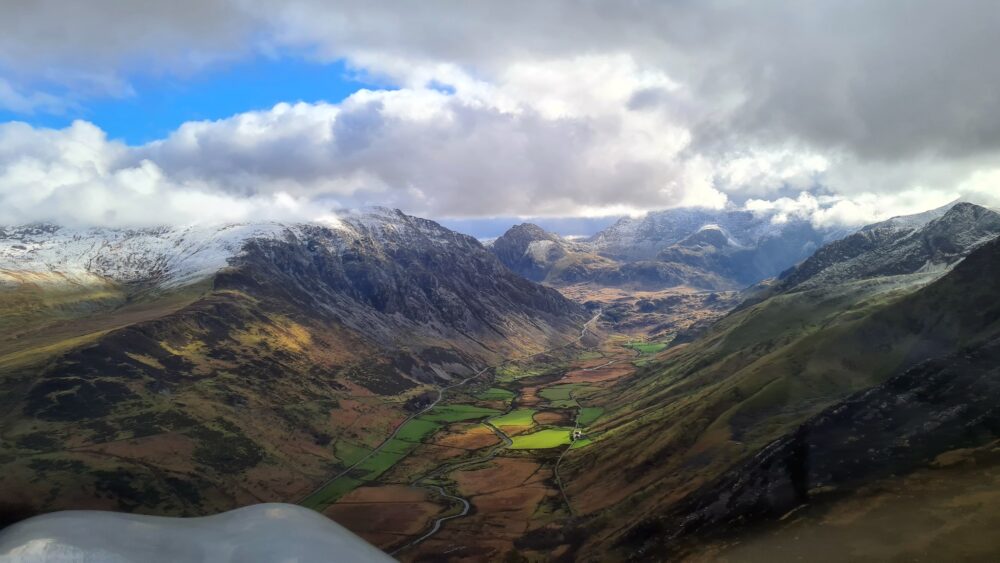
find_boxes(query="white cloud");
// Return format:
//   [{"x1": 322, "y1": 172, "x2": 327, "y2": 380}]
[
  {"x1": 0, "y1": 120, "x2": 321, "y2": 227},
  {"x1": 3, "y1": 2, "x2": 1000, "y2": 227}
]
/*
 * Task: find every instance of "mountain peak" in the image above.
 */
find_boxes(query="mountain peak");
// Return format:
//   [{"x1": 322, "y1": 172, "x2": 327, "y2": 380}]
[{"x1": 776, "y1": 201, "x2": 1000, "y2": 293}]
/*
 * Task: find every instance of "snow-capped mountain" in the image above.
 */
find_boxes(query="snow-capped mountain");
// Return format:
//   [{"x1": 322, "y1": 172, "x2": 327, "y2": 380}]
[
  {"x1": 0, "y1": 222, "x2": 296, "y2": 289},
  {"x1": 0, "y1": 207, "x2": 486, "y2": 291},
  {"x1": 776, "y1": 202, "x2": 1000, "y2": 292},
  {"x1": 587, "y1": 207, "x2": 847, "y2": 261},
  {"x1": 1, "y1": 208, "x2": 584, "y2": 357},
  {"x1": 490, "y1": 207, "x2": 850, "y2": 290}
]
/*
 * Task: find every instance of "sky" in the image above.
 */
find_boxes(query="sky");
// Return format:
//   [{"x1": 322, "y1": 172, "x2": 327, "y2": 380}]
[{"x1": 2, "y1": 1, "x2": 1000, "y2": 234}]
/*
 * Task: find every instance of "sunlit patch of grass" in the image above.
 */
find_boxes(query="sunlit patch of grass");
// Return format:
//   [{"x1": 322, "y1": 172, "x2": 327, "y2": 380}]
[
  {"x1": 0, "y1": 330, "x2": 109, "y2": 372},
  {"x1": 491, "y1": 409, "x2": 537, "y2": 428},
  {"x1": 232, "y1": 315, "x2": 313, "y2": 353},
  {"x1": 334, "y1": 441, "x2": 371, "y2": 467},
  {"x1": 124, "y1": 352, "x2": 166, "y2": 370},
  {"x1": 509, "y1": 428, "x2": 573, "y2": 449},
  {"x1": 624, "y1": 341, "x2": 669, "y2": 355},
  {"x1": 395, "y1": 418, "x2": 441, "y2": 443},
  {"x1": 495, "y1": 364, "x2": 548, "y2": 382}
]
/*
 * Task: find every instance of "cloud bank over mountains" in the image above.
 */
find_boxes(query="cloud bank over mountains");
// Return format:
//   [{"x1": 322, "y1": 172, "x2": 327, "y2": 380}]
[{"x1": 2, "y1": 1, "x2": 999, "y2": 227}]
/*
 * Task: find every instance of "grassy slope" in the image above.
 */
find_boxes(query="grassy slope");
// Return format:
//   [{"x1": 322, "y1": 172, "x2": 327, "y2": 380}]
[
  {"x1": 0, "y1": 280, "x2": 430, "y2": 519},
  {"x1": 710, "y1": 441, "x2": 1000, "y2": 562},
  {"x1": 565, "y1": 249, "x2": 1000, "y2": 555}
]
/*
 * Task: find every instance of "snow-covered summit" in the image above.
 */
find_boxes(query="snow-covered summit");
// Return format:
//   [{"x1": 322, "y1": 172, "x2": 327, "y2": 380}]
[
  {"x1": 0, "y1": 222, "x2": 296, "y2": 289},
  {"x1": 0, "y1": 208, "x2": 434, "y2": 290}
]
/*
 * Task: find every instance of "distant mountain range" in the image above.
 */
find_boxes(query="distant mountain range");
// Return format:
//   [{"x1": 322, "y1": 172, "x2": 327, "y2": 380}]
[{"x1": 490, "y1": 207, "x2": 851, "y2": 290}]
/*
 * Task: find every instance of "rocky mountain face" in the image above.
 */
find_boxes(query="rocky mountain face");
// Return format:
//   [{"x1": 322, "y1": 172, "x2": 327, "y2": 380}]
[
  {"x1": 559, "y1": 202, "x2": 1000, "y2": 559},
  {"x1": 0, "y1": 209, "x2": 586, "y2": 519},
  {"x1": 487, "y1": 223, "x2": 620, "y2": 284},
  {"x1": 776, "y1": 202, "x2": 999, "y2": 292},
  {"x1": 490, "y1": 207, "x2": 846, "y2": 290}
]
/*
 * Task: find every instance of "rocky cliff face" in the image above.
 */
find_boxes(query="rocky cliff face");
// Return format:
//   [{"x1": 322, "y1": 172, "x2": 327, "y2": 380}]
[
  {"x1": 488, "y1": 223, "x2": 621, "y2": 285},
  {"x1": 218, "y1": 212, "x2": 586, "y2": 363}
]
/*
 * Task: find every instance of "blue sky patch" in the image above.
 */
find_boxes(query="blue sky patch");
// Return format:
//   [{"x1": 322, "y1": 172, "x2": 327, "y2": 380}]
[{"x1": 0, "y1": 57, "x2": 374, "y2": 145}]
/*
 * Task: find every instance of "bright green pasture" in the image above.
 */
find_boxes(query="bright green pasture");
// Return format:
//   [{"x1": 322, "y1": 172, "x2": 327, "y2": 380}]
[{"x1": 509, "y1": 427, "x2": 573, "y2": 449}]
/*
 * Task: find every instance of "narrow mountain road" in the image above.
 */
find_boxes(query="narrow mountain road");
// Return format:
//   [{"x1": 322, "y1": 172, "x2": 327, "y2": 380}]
[
  {"x1": 553, "y1": 390, "x2": 582, "y2": 518},
  {"x1": 390, "y1": 421, "x2": 513, "y2": 556}
]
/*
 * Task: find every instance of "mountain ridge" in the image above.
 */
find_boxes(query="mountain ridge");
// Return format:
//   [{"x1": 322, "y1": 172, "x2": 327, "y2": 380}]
[{"x1": 490, "y1": 207, "x2": 848, "y2": 290}]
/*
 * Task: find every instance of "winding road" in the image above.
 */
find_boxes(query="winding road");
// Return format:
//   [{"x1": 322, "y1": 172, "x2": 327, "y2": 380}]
[{"x1": 389, "y1": 310, "x2": 602, "y2": 555}]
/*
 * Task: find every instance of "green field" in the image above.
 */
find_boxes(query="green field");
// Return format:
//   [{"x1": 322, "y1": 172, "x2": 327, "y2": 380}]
[
  {"x1": 495, "y1": 363, "x2": 554, "y2": 382},
  {"x1": 539, "y1": 383, "x2": 597, "y2": 407},
  {"x1": 476, "y1": 387, "x2": 515, "y2": 401},
  {"x1": 395, "y1": 418, "x2": 441, "y2": 443},
  {"x1": 303, "y1": 418, "x2": 440, "y2": 509},
  {"x1": 570, "y1": 437, "x2": 593, "y2": 449},
  {"x1": 577, "y1": 407, "x2": 604, "y2": 427},
  {"x1": 334, "y1": 440, "x2": 372, "y2": 466},
  {"x1": 301, "y1": 476, "x2": 364, "y2": 510},
  {"x1": 354, "y1": 447, "x2": 408, "y2": 479},
  {"x1": 491, "y1": 408, "x2": 537, "y2": 427},
  {"x1": 421, "y1": 404, "x2": 501, "y2": 423},
  {"x1": 539, "y1": 385, "x2": 575, "y2": 401},
  {"x1": 509, "y1": 427, "x2": 573, "y2": 449},
  {"x1": 624, "y1": 341, "x2": 669, "y2": 355}
]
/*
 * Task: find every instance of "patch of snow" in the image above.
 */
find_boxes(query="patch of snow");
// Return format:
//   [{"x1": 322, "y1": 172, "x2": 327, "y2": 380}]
[
  {"x1": 0, "y1": 210, "x2": 439, "y2": 290},
  {"x1": 696, "y1": 223, "x2": 743, "y2": 247},
  {"x1": 0, "y1": 223, "x2": 294, "y2": 289},
  {"x1": 526, "y1": 239, "x2": 558, "y2": 263}
]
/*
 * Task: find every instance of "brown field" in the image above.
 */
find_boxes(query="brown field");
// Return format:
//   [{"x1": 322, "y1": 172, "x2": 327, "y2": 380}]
[
  {"x1": 533, "y1": 410, "x2": 573, "y2": 426},
  {"x1": 453, "y1": 457, "x2": 546, "y2": 497},
  {"x1": 430, "y1": 423, "x2": 501, "y2": 451},
  {"x1": 517, "y1": 386, "x2": 543, "y2": 407},
  {"x1": 562, "y1": 363, "x2": 634, "y2": 383},
  {"x1": 385, "y1": 424, "x2": 504, "y2": 481},
  {"x1": 325, "y1": 485, "x2": 446, "y2": 550},
  {"x1": 401, "y1": 457, "x2": 559, "y2": 562}
]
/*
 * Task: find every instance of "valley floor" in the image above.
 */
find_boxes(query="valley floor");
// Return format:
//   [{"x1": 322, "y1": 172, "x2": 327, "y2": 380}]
[{"x1": 302, "y1": 317, "x2": 650, "y2": 561}]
